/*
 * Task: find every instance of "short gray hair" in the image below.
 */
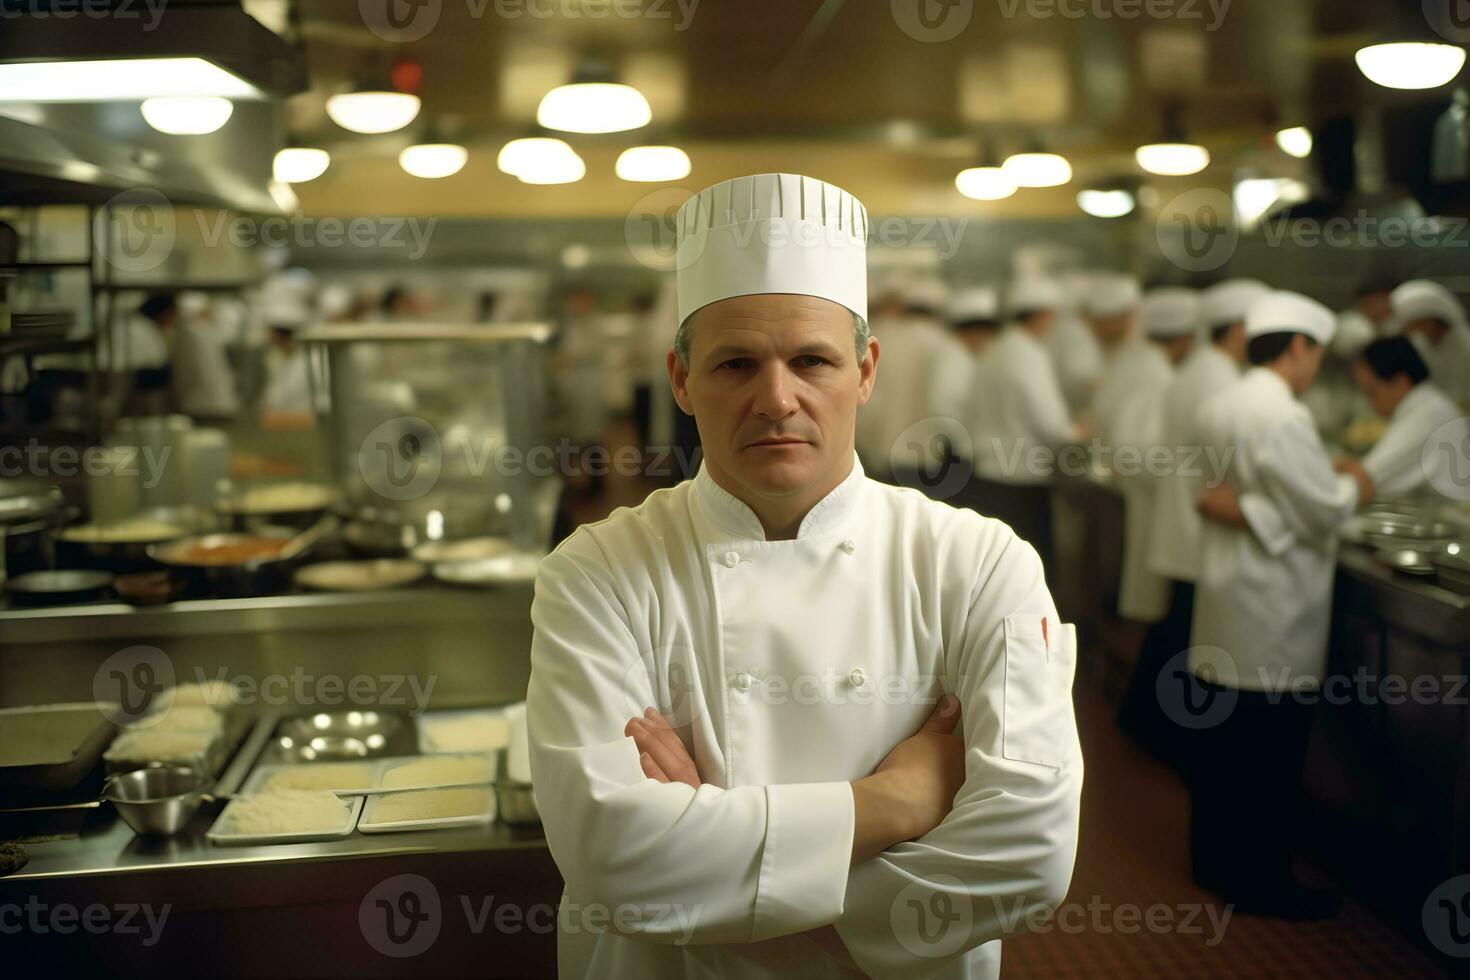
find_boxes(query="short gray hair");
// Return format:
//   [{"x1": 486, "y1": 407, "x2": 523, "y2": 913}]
[{"x1": 674, "y1": 308, "x2": 871, "y2": 367}]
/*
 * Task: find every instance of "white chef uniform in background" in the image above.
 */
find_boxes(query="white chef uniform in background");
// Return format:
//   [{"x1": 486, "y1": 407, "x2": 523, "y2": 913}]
[
  {"x1": 872, "y1": 276, "x2": 964, "y2": 482},
  {"x1": 528, "y1": 172, "x2": 1083, "y2": 980},
  {"x1": 1148, "y1": 279, "x2": 1267, "y2": 585},
  {"x1": 171, "y1": 291, "x2": 241, "y2": 421},
  {"x1": 1343, "y1": 342, "x2": 1461, "y2": 501},
  {"x1": 1048, "y1": 270, "x2": 1105, "y2": 414},
  {"x1": 1084, "y1": 273, "x2": 1143, "y2": 439},
  {"x1": 1190, "y1": 291, "x2": 1358, "y2": 691},
  {"x1": 1389, "y1": 279, "x2": 1470, "y2": 409}
]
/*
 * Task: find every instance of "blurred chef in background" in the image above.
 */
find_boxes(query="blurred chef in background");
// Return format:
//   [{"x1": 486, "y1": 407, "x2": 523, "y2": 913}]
[
  {"x1": 1389, "y1": 279, "x2": 1470, "y2": 408},
  {"x1": 963, "y1": 278, "x2": 1081, "y2": 573},
  {"x1": 170, "y1": 291, "x2": 240, "y2": 425},
  {"x1": 1048, "y1": 270, "x2": 1106, "y2": 414},
  {"x1": 1119, "y1": 278, "x2": 1268, "y2": 764},
  {"x1": 1339, "y1": 336, "x2": 1462, "y2": 501},
  {"x1": 1189, "y1": 291, "x2": 1374, "y2": 919},
  {"x1": 1098, "y1": 286, "x2": 1198, "y2": 624},
  {"x1": 947, "y1": 285, "x2": 1002, "y2": 358},
  {"x1": 101, "y1": 292, "x2": 176, "y2": 416}
]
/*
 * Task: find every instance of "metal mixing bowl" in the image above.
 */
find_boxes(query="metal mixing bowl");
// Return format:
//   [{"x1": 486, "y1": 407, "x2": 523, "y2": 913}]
[{"x1": 102, "y1": 765, "x2": 210, "y2": 837}]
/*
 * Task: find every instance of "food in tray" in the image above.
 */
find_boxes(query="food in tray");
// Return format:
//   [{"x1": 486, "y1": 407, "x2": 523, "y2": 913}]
[
  {"x1": 61, "y1": 516, "x2": 186, "y2": 542},
  {"x1": 418, "y1": 710, "x2": 512, "y2": 753},
  {"x1": 381, "y1": 755, "x2": 493, "y2": 790},
  {"x1": 217, "y1": 790, "x2": 352, "y2": 835},
  {"x1": 172, "y1": 536, "x2": 289, "y2": 565},
  {"x1": 168, "y1": 680, "x2": 240, "y2": 708},
  {"x1": 294, "y1": 559, "x2": 425, "y2": 592},
  {"x1": 259, "y1": 763, "x2": 377, "y2": 792},
  {"x1": 224, "y1": 482, "x2": 336, "y2": 514},
  {"x1": 365, "y1": 787, "x2": 493, "y2": 825},
  {"x1": 131, "y1": 704, "x2": 224, "y2": 734},
  {"x1": 106, "y1": 728, "x2": 215, "y2": 764}
]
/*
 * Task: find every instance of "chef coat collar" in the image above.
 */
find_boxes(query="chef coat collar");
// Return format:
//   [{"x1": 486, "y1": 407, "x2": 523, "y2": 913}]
[
  {"x1": 1393, "y1": 382, "x2": 1436, "y2": 420},
  {"x1": 693, "y1": 452, "x2": 866, "y2": 540},
  {"x1": 1246, "y1": 365, "x2": 1293, "y2": 400}
]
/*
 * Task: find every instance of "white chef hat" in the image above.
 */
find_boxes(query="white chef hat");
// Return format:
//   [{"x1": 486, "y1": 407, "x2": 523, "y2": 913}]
[
  {"x1": 902, "y1": 275, "x2": 949, "y2": 315},
  {"x1": 1008, "y1": 278, "x2": 1065, "y2": 316},
  {"x1": 1332, "y1": 309, "x2": 1376, "y2": 358},
  {"x1": 1245, "y1": 290, "x2": 1336, "y2": 345},
  {"x1": 1141, "y1": 287, "x2": 1201, "y2": 339},
  {"x1": 949, "y1": 286, "x2": 1001, "y2": 323},
  {"x1": 1084, "y1": 274, "x2": 1141, "y2": 317},
  {"x1": 1201, "y1": 278, "x2": 1270, "y2": 328},
  {"x1": 1389, "y1": 279, "x2": 1468, "y2": 332},
  {"x1": 675, "y1": 173, "x2": 868, "y2": 326}
]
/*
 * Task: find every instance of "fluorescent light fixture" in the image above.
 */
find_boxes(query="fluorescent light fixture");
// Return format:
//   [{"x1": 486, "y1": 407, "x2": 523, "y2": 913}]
[
  {"x1": 0, "y1": 57, "x2": 263, "y2": 102},
  {"x1": 562, "y1": 244, "x2": 591, "y2": 269},
  {"x1": 1275, "y1": 126, "x2": 1313, "y2": 159},
  {"x1": 518, "y1": 146, "x2": 586, "y2": 185},
  {"x1": 537, "y1": 82, "x2": 651, "y2": 134},
  {"x1": 497, "y1": 137, "x2": 574, "y2": 176},
  {"x1": 615, "y1": 145, "x2": 691, "y2": 182},
  {"x1": 140, "y1": 96, "x2": 234, "y2": 135},
  {"x1": 1355, "y1": 42, "x2": 1467, "y2": 90},
  {"x1": 325, "y1": 90, "x2": 421, "y2": 134},
  {"x1": 273, "y1": 147, "x2": 330, "y2": 183},
  {"x1": 1077, "y1": 189, "x2": 1135, "y2": 218},
  {"x1": 1233, "y1": 176, "x2": 1310, "y2": 229},
  {"x1": 399, "y1": 143, "x2": 468, "y2": 179},
  {"x1": 955, "y1": 166, "x2": 1016, "y2": 200},
  {"x1": 1135, "y1": 142, "x2": 1211, "y2": 176},
  {"x1": 1001, "y1": 152, "x2": 1072, "y2": 187}
]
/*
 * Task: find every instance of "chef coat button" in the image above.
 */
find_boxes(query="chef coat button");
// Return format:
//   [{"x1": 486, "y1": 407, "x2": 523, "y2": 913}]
[
  {"x1": 722, "y1": 551, "x2": 740, "y2": 568},
  {"x1": 848, "y1": 667, "x2": 866, "y2": 687},
  {"x1": 839, "y1": 539, "x2": 856, "y2": 554},
  {"x1": 733, "y1": 672, "x2": 752, "y2": 692}
]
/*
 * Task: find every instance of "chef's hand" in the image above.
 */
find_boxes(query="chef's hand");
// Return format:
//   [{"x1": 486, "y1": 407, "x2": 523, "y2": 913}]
[
  {"x1": 1197, "y1": 483, "x2": 1248, "y2": 528},
  {"x1": 850, "y1": 694, "x2": 963, "y2": 864},
  {"x1": 1332, "y1": 455, "x2": 1355, "y2": 473},
  {"x1": 1337, "y1": 457, "x2": 1376, "y2": 507},
  {"x1": 625, "y1": 708, "x2": 701, "y2": 788}
]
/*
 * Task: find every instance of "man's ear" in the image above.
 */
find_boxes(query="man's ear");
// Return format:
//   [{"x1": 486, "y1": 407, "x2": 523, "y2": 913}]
[
  {"x1": 667, "y1": 348, "x2": 694, "y2": 415},
  {"x1": 857, "y1": 337, "x2": 880, "y2": 405}
]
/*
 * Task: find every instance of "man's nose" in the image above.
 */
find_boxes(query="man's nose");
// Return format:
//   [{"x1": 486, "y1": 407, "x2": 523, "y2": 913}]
[{"x1": 752, "y1": 363, "x2": 797, "y2": 420}]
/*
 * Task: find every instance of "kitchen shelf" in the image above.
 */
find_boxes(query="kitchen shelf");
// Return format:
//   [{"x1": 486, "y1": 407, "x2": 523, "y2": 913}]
[{"x1": 95, "y1": 280, "x2": 260, "y2": 293}]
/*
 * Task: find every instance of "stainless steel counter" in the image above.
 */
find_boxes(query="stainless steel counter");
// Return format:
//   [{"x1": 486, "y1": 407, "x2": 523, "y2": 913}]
[{"x1": 1335, "y1": 544, "x2": 1470, "y2": 647}]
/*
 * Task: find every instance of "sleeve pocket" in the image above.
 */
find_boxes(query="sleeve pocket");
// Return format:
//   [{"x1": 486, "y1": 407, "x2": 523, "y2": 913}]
[{"x1": 1001, "y1": 614, "x2": 1078, "y2": 769}]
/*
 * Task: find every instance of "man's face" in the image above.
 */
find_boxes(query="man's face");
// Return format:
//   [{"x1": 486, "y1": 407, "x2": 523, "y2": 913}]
[
  {"x1": 1161, "y1": 334, "x2": 1195, "y2": 365},
  {"x1": 1357, "y1": 291, "x2": 1392, "y2": 325},
  {"x1": 1290, "y1": 335, "x2": 1327, "y2": 393},
  {"x1": 1403, "y1": 317, "x2": 1449, "y2": 346},
  {"x1": 668, "y1": 293, "x2": 876, "y2": 499},
  {"x1": 1089, "y1": 310, "x2": 1134, "y2": 347},
  {"x1": 1352, "y1": 360, "x2": 1411, "y2": 418}
]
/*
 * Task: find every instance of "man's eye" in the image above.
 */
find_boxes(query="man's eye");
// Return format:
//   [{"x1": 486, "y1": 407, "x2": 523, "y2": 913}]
[
  {"x1": 719, "y1": 358, "x2": 754, "y2": 371},
  {"x1": 795, "y1": 355, "x2": 829, "y2": 368}
]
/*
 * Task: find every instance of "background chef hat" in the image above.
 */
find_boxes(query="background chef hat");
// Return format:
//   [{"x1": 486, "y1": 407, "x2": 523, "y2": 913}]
[
  {"x1": 675, "y1": 172, "x2": 868, "y2": 326},
  {"x1": 1245, "y1": 289, "x2": 1336, "y2": 345},
  {"x1": 949, "y1": 286, "x2": 1001, "y2": 324},
  {"x1": 901, "y1": 275, "x2": 949, "y2": 316},
  {"x1": 1201, "y1": 278, "x2": 1270, "y2": 328},
  {"x1": 1389, "y1": 279, "x2": 1468, "y2": 333},
  {"x1": 1007, "y1": 278, "x2": 1064, "y2": 317},
  {"x1": 1141, "y1": 287, "x2": 1201, "y2": 339},
  {"x1": 1084, "y1": 273, "x2": 1141, "y2": 317},
  {"x1": 1331, "y1": 309, "x2": 1376, "y2": 358}
]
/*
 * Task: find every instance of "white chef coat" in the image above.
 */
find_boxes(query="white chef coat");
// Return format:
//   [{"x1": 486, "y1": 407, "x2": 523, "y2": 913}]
[
  {"x1": 1147, "y1": 345, "x2": 1240, "y2": 583},
  {"x1": 528, "y1": 454, "x2": 1083, "y2": 979},
  {"x1": 1093, "y1": 340, "x2": 1173, "y2": 622},
  {"x1": 1190, "y1": 368, "x2": 1359, "y2": 693},
  {"x1": 172, "y1": 318, "x2": 241, "y2": 420},
  {"x1": 858, "y1": 316, "x2": 958, "y2": 477},
  {"x1": 966, "y1": 328, "x2": 1074, "y2": 486},
  {"x1": 99, "y1": 312, "x2": 170, "y2": 372},
  {"x1": 1046, "y1": 312, "x2": 1103, "y2": 414},
  {"x1": 1349, "y1": 382, "x2": 1461, "y2": 501},
  {"x1": 259, "y1": 348, "x2": 311, "y2": 414},
  {"x1": 1419, "y1": 327, "x2": 1470, "y2": 410}
]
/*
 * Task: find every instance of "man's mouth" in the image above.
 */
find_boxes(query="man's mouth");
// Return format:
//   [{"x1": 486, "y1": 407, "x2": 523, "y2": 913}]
[{"x1": 746, "y1": 437, "x2": 807, "y2": 448}]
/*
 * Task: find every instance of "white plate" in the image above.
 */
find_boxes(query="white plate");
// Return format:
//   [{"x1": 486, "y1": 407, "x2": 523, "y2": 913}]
[
  {"x1": 207, "y1": 794, "x2": 363, "y2": 846},
  {"x1": 431, "y1": 551, "x2": 544, "y2": 587},
  {"x1": 294, "y1": 559, "x2": 425, "y2": 592},
  {"x1": 358, "y1": 786, "x2": 496, "y2": 833},
  {"x1": 376, "y1": 753, "x2": 498, "y2": 791},
  {"x1": 241, "y1": 760, "x2": 384, "y2": 796}
]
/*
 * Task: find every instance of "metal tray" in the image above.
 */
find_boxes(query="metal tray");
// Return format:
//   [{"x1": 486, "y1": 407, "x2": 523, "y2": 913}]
[
  {"x1": 0, "y1": 703, "x2": 118, "y2": 793},
  {"x1": 207, "y1": 794, "x2": 363, "y2": 846},
  {"x1": 376, "y1": 753, "x2": 497, "y2": 791},
  {"x1": 241, "y1": 760, "x2": 385, "y2": 796},
  {"x1": 358, "y1": 786, "x2": 496, "y2": 833},
  {"x1": 104, "y1": 709, "x2": 252, "y2": 778}
]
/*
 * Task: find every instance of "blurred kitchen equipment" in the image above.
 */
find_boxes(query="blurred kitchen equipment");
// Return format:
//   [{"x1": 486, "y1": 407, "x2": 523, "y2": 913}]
[
  {"x1": 146, "y1": 526, "x2": 308, "y2": 597},
  {"x1": 1434, "y1": 547, "x2": 1470, "y2": 595},
  {"x1": 299, "y1": 323, "x2": 556, "y2": 555},
  {"x1": 0, "y1": 703, "x2": 118, "y2": 795},
  {"x1": 111, "y1": 415, "x2": 192, "y2": 510},
  {"x1": 56, "y1": 505, "x2": 209, "y2": 570},
  {"x1": 1375, "y1": 547, "x2": 1437, "y2": 576},
  {"x1": 179, "y1": 427, "x2": 232, "y2": 513},
  {"x1": 4, "y1": 568, "x2": 113, "y2": 604},
  {"x1": 216, "y1": 479, "x2": 338, "y2": 531},
  {"x1": 294, "y1": 557, "x2": 423, "y2": 591},
  {"x1": 102, "y1": 764, "x2": 211, "y2": 837},
  {"x1": 275, "y1": 710, "x2": 404, "y2": 761},
  {"x1": 0, "y1": 477, "x2": 68, "y2": 584}
]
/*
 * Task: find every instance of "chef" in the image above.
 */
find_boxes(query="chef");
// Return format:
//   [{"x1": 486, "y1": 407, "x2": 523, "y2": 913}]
[
  {"x1": 1189, "y1": 290, "x2": 1373, "y2": 918},
  {"x1": 170, "y1": 292, "x2": 241, "y2": 424},
  {"x1": 527, "y1": 173, "x2": 1083, "y2": 980},
  {"x1": 1098, "y1": 287, "x2": 1199, "y2": 624},
  {"x1": 1338, "y1": 335, "x2": 1462, "y2": 501},
  {"x1": 1118, "y1": 279, "x2": 1267, "y2": 762},
  {"x1": 1048, "y1": 270, "x2": 1106, "y2": 414},
  {"x1": 947, "y1": 286, "x2": 1002, "y2": 358},
  {"x1": 963, "y1": 278, "x2": 1080, "y2": 574},
  {"x1": 1390, "y1": 279, "x2": 1470, "y2": 408}
]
